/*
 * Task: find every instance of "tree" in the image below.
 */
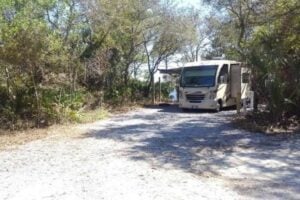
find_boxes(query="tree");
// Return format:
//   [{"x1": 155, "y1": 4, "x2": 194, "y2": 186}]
[
  {"x1": 0, "y1": 0, "x2": 202, "y2": 128},
  {"x1": 203, "y1": 0, "x2": 267, "y2": 59},
  {"x1": 179, "y1": 7, "x2": 209, "y2": 62},
  {"x1": 248, "y1": 0, "x2": 300, "y2": 120},
  {"x1": 205, "y1": 0, "x2": 300, "y2": 123},
  {"x1": 0, "y1": 0, "x2": 62, "y2": 126},
  {"x1": 143, "y1": 1, "x2": 192, "y2": 103}
]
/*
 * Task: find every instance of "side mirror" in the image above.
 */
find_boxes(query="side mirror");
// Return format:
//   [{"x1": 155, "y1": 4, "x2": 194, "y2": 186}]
[
  {"x1": 179, "y1": 77, "x2": 184, "y2": 87},
  {"x1": 219, "y1": 75, "x2": 227, "y2": 84}
]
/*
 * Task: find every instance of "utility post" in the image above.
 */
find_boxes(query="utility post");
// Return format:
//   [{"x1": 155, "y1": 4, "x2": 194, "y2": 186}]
[
  {"x1": 236, "y1": 92, "x2": 241, "y2": 115},
  {"x1": 151, "y1": 73, "x2": 155, "y2": 105},
  {"x1": 231, "y1": 64, "x2": 242, "y2": 115},
  {"x1": 159, "y1": 77, "x2": 161, "y2": 103}
]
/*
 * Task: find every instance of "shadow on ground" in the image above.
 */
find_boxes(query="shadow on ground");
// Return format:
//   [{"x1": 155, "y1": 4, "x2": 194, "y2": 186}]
[{"x1": 82, "y1": 105, "x2": 300, "y2": 199}]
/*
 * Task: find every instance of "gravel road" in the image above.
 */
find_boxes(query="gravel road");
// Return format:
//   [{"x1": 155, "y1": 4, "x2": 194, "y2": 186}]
[{"x1": 0, "y1": 106, "x2": 299, "y2": 200}]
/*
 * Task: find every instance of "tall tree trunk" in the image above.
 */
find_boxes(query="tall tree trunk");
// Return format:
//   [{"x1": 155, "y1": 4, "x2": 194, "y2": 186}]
[
  {"x1": 72, "y1": 66, "x2": 77, "y2": 93},
  {"x1": 30, "y1": 67, "x2": 41, "y2": 127},
  {"x1": 151, "y1": 73, "x2": 155, "y2": 105},
  {"x1": 4, "y1": 66, "x2": 11, "y2": 99},
  {"x1": 146, "y1": 73, "x2": 153, "y2": 98},
  {"x1": 4, "y1": 66, "x2": 15, "y2": 110}
]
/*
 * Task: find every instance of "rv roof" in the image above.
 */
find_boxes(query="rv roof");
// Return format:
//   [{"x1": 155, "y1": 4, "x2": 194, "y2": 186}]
[
  {"x1": 184, "y1": 60, "x2": 239, "y2": 67},
  {"x1": 158, "y1": 60, "x2": 241, "y2": 75}
]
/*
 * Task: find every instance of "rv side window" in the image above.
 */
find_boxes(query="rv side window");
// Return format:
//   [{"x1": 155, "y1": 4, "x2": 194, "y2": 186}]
[
  {"x1": 242, "y1": 73, "x2": 250, "y2": 83},
  {"x1": 218, "y1": 64, "x2": 229, "y2": 83}
]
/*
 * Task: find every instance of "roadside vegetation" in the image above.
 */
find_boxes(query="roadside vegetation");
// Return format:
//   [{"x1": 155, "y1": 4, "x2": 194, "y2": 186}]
[
  {"x1": 0, "y1": 0, "x2": 189, "y2": 129},
  {"x1": 204, "y1": 0, "x2": 300, "y2": 131},
  {"x1": 0, "y1": 0, "x2": 299, "y2": 132}
]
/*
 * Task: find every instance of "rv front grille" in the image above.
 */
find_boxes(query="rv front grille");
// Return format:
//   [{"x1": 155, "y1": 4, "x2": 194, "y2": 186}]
[{"x1": 186, "y1": 94, "x2": 205, "y2": 103}]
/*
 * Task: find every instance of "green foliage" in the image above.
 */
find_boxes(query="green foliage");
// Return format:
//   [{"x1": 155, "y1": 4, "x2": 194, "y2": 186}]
[
  {"x1": 1, "y1": 0, "x2": 297, "y2": 130},
  {"x1": 40, "y1": 88, "x2": 86, "y2": 121},
  {"x1": 155, "y1": 82, "x2": 175, "y2": 100},
  {"x1": 206, "y1": 0, "x2": 300, "y2": 123},
  {"x1": 129, "y1": 79, "x2": 149, "y2": 101},
  {"x1": 0, "y1": 0, "x2": 197, "y2": 129},
  {"x1": 249, "y1": 8, "x2": 300, "y2": 120}
]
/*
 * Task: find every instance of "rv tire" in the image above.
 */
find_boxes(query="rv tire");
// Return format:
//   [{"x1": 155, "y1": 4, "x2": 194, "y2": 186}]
[
  {"x1": 181, "y1": 108, "x2": 189, "y2": 112},
  {"x1": 216, "y1": 100, "x2": 222, "y2": 112}
]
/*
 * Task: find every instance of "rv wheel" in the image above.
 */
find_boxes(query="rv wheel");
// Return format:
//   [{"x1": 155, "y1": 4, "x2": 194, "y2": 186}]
[
  {"x1": 181, "y1": 108, "x2": 189, "y2": 112},
  {"x1": 216, "y1": 100, "x2": 222, "y2": 112}
]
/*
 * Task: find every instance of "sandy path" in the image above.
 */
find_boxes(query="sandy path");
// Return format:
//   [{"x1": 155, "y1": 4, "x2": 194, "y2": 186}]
[{"x1": 0, "y1": 106, "x2": 299, "y2": 200}]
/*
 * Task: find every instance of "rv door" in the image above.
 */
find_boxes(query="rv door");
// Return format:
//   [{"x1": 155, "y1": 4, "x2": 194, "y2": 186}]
[{"x1": 230, "y1": 64, "x2": 241, "y2": 98}]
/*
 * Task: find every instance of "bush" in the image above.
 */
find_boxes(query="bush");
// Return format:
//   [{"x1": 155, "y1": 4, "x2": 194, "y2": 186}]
[{"x1": 248, "y1": 14, "x2": 300, "y2": 124}]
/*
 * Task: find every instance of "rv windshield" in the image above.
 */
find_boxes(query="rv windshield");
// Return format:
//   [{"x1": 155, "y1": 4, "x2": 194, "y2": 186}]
[{"x1": 181, "y1": 65, "x2": 218, "y2": 87}]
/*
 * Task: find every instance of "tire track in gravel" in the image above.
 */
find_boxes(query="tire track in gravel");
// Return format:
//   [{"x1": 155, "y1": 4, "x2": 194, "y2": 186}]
[{"x1": 0, "y1": 106, "x2": 299, "y2": 200}]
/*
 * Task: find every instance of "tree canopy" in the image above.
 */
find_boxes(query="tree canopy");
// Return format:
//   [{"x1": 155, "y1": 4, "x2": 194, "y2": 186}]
[{"x1": 0, "y1": 0, "x2": 299, "y2": 129}]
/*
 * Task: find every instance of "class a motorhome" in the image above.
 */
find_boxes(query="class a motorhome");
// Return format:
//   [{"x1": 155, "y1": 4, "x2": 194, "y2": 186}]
[{"x1": 177, "y1": 60, "x2": 251, "y2": 111}]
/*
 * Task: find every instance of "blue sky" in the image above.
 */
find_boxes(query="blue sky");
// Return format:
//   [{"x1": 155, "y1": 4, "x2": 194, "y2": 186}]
[
  {"x1": 177, "y1": 0, "x2": 202, "y2": 8},
  {"x1": 176, "y1": 0, "x2": 210, "y2": 15}
]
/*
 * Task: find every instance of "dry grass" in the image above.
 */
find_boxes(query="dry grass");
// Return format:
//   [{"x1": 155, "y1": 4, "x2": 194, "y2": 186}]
[
  {"x1": 233, "y1": 112, "x2": 300, "y2": 134},
  {"x1": 0, "y1": 105, "x2": 141, "y2": 151},
  {"x1": 0, "y1": 125, "x2": 80, "y2": 151},
  {"x1": 108, "y1": 104, "x2": 142, "y2": 114},
  {"x1": 75, "y1": 108, "x2": 109, "y2": 123}
]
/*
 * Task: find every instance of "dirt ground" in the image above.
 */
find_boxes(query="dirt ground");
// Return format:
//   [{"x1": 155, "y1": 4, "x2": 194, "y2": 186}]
[{"x1": 0, "y1": 106, "x2": 299, "y2": 200}]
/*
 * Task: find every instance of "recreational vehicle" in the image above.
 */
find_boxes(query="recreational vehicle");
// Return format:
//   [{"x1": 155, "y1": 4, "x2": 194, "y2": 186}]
[{"x1": 177, "y1": 60, "x2": 251, "y2": 111}]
